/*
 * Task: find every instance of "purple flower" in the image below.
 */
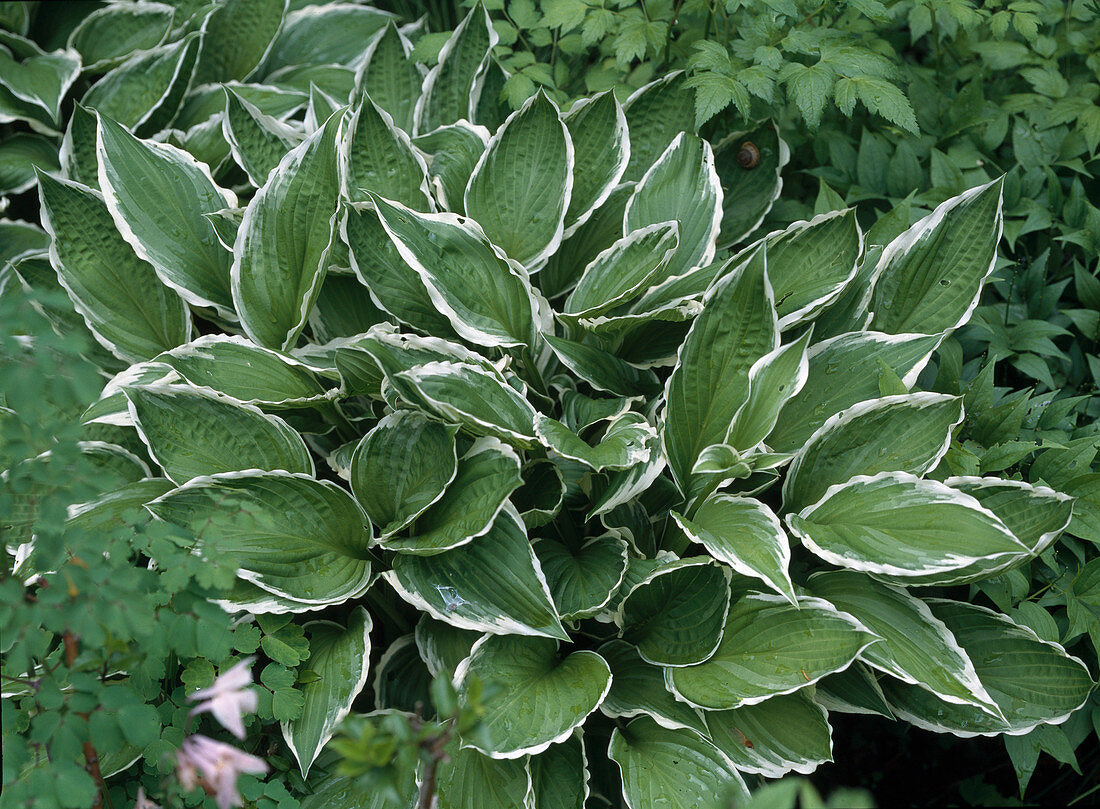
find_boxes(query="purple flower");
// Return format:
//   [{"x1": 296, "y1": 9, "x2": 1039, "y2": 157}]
[
  {"x1": 176, "y1": 734, "x2": 268, "y2": 809},
  {"x1": 187, "y1": 657, "x2": 258, "y2": 740},
  {"x1": 132, "y1": 787, "x2": 160, "y2": 809}
]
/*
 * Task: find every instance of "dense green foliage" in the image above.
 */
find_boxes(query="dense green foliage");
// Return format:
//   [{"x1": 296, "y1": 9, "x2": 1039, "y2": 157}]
[{"x1": 1, "y1": 1, "x2": 1099, "y2": 808}]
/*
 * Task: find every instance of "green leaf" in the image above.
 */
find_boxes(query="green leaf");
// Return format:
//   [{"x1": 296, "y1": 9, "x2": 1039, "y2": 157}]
[
  {"x1": 232, "y1": 109, "x2": 344, "y2": 349},
  {"x1": 534, "y1": 534, "x2": 628, "y2": 620},
  {"x1": 387, "y1": 506, "x2": 567, "y2": 640},
  {"x1": 371, "y1": 195, "x2": 540, "y2": 348},
  {"x1": 780, "y1": 60, "x2": 835, "y2": 129},
  {"x1": 155, "y1": 334, "x2": 330, "y2": 407},
  {"x1": 622, "y1": 72, "x2": 695, "y2": 183},
  {"x1": 542, "y1": 334, "x2": 660, "y2": 398},
  {"x1": 705, "y1": 691, "x2": 832, "y2": 777},
  {"x1": 373, "y1": 634, "x2": 432, "y2": 713},
  {"x1": 261, "y1": 4, "x2": 393, "y2": 73},
  {"x1": 768, "y1": 332, "x2": 941, "y2": 453},
  {"x1": 617, "y1": 559, "x2": 731, "y2": 666},
  {"x1": 809, "y1": 571, "x2": 1002, "y2": 717},
  {"x1": 0, "y1": 133, "x2": 58, "y2": 195},
  {"x1": 434, "y1": 743, "x2": 531, "y2": 809},
  {"x1": 456, "y1": 634, "x2": 610, "y2": 757},
  {"x1": 815, "y1": 662, "x2": 895, "y2": 719},
  {"x1": 414, "y1": 2, "x2": 497, "y2": 134},
  {"x1": 355, "y1": 22, "x2": 421, "y2": 134},
  {"x1": 82, "y1": 34, "x2": 201, "y2": 135},
  {"x1": 383, "y1": 437, "x2": 523, "y2": 555},
  {"x1": 597, "y1": 640, "x2": 707, "y2": 735},
  {"x1": 284, "y1": 607, "x2": 372, "y2": 777},
  {"x1": 36, "y1": 171, "x2": 191, "y2": 363},
  {"x1": 713, "y1": 123, "x2": 788, "y2": 248},
  {"x1": 67, "y1": 3, "x2": 174, "y2": 71},
  {"x1": 624, "y1": 132, "x2": 722, "y2": 282},
  {"x1": 663, "y1": 247, "x2": 778, "y2": 493},
  {"x1": 97, "y1": 112, "x2": 238, "y2": 321},
  {"x1": 561, "y1": 90, "x2": 628, "y2": 235},
  {"x1": 149, "y1": 471, "x2": 374, "y2": 606},
  {"x1": 666, "y1": 594, "x2": 877, "y2": 710},
  {"x1": 222, "y1": 86, "x2": 303, "y2": 188},
  {"x1": 530, "y1": 732, "x2": 588, "y2": 809},
  {"x1": 535, "y1": 412, "x2": 654, "y2": 472},
  {"x1": 725, "y1": 330, "x2": 811, "y2": 454},
  {"x1": 58, "y1": 102, "x2": 99, "y2": 189},
  {"x1": 349, "y1": 410, "x2": 459, "y2": 537},
  {"x1": 870, "y1": 179, "x2": 1004, "y2": 334},
  {"x1": 673, "y1": 495, "x2": 796, "y2": 604},
  {"x1": 393, "y1": 362, "x2": 539, "y2": 447},
  {"x1": 415, "y1": 615, "x2": 480, "y2": 677},
  {"x1": 782, "y1": 392, "x2": 963, "y2": 513},
  {"x1": 608, "y1": 717, "x2": 748, "y2": 809},
  {"x1": 411, "y1": 121, "x2": 488, "y2": 213},
  {"x1": 193, "y1": 0, "x2": 286, "y2": 85},
  {"x1": 881, "y1": 601, "x2": 1095, "y2": 737},
  {"x1": 562, "y1": 223, "x2": 679, "y2": 318},
  {"x1": 464, "y1": 91, "x2": 571, "y2": 268},
  {"x1": 344, "y1": 95, "x2": 432, "y2": 209},
  {"x1": 787, "y1": 472, "x2": 1027, "y2": 584},
  {"x1": 124, "y1": 384, "x2": 313, "y2": 483},
  {"x1": 0, "y1": 42, "x2": 80, "y2": 128},
  {"x1": 300, "y1": 768, "x2": 415, "y2": 809}
]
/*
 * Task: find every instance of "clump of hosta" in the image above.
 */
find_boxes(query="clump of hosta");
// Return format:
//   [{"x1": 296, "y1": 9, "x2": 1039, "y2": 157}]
[{"x1": 6, "y1": 3, "x2": 1096, "y2": 807}]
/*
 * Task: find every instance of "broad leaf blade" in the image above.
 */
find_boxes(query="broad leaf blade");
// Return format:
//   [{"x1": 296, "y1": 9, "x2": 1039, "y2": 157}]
[{"x1": 562, "y1": 91, "x2": 628, "y2": 236}]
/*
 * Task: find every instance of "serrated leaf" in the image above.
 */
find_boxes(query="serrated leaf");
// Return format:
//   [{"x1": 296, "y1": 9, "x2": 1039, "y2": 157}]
[{"x1": 232, "y1": 109, "x2": 344, "y2": 349}]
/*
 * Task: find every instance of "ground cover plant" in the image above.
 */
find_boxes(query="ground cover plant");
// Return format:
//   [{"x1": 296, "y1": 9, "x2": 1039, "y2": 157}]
[{"x1": 1, "y1": 1, "x2": 1099, "y2": 808}]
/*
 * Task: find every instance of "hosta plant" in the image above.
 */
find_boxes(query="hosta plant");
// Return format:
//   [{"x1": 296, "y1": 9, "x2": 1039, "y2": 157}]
[{"x1": 3, "y1": 3, "x2": 1098, "y2": 808}]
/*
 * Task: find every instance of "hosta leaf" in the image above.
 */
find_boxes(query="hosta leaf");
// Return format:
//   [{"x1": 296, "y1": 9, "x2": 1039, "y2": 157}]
[
  {"x1": 617, "y1": 559, "x2": 731, "y2": 667},
  {"x1": 82, "y1": 34, "x2": 200, "y2": 134},
  {"x1": 0, "y1": 41, "x2": 80, "y2": 128},
  {"x1": 260, "y1": 3, "x2": 394, "y2": 73},
  {"x1": 456, "y1": 635, "x2": 611, "y2": 758},
  {"x1": 533, "y1": 534, "x2": 628, "y2": 620},
  {"x1": 349, "y1": 410, "x2": 458, "y2": 536},
  {"x1": 673, "y1": 495, "x2": 796, "y2": 604},
  {"x1": 412, "y1": 122, "x2": 488, "y2": 213},
  {"x1": 387, "y1": 506, "x2": 567, "y2": 640},
  {"x1": 714, "y1": 123, "x2": 788, "y2": 247},
  {"x1": 882, "y1": 600, "x2": 1095, "y2": 737},
  {"x1": 344, "y1": 95, "x2": 431, "y2": 208},
  {"x1": 148, "y1": 471, "x2": 374, "y2": 605},
  {"x1": 726, "y1": 330, "x2": 811, "y2": 453},
  {"x1": 67, "y1": 3, "x2": 174, "y2": 71},
  {"x1": 1, "y1": 133, "x2": 58, "y2": 195},
  {"x1": 308, "y1": 272, "x2": 388, "y2": 343},
  {"x1": 587, "y1": 432, "x2": 667, "y2": 519},
  {"x1": 608, "y1": 717, "x2": 749, "y2": 809},
  {"x1": 232, "y1": 109, "x2": 344, "y2": 349},
  {"x1": 562, "y1": 223, "x2": 679, "y2": 318},
  {"x1": 301, "y1": 763, "x2": 415, "y2": 809},
  {"x1": 562, "y1": 91, "x2": 628, "y2": 236},
  {"x1": 373, "y1": 635, "x2": 432, "y2": 713},
  {"x1": 538, "y1": 183, "x2": 632, "y2": 299},
  {"x1": 283, "y1": 607, "x2": 371, "y2": 777},
  {"x1": 393, "y1": 362, "x2": 539, "y2": 447},
  {"x1": 383, "y1": 438, "x2": 522, "y2": 554},
  {"x1": 530, "y1": 732, "x2": 588, "y2": 809},
  {"x1": 870, "y1": 178, "x2": 1004, "y2": 334},
  {"x1": 705, "y1": 691, "x2": 832, "y2": 778},
  {"x1": 193, "y1": 0, "x2": 286, "y2": 85},
  {"x1": 815, "y1": 662, "x2": 895, "y2": 719},
  {"x1": 472, "y1": 56, "x2": 508, "y2": 132},
  {"x1": 222, "y1": 87, "x2": 302, "y2": 187},
  {"x1": 782, "y1": 392, "x2": 963, "y2": 513},
  {"x1": 787, "y1": 472, "x2": 1027, "y2": 583},
  {"x1": 465, "y1": 92, "x2": 572, "y2": 267},
  {"x1": 155, "y1": 334, "x2": 329, "y2": 407},
  {"x1": 36, "y1": 171, "x2": 191, "y2": 363},
  {"x1": 371, "y1": 196, "x2": 539, "y2": 348},
  {"x1": 597, "y1": 640, "x2": 707, "y2": 735},
  {"x1": 97, "y1": 113, "x2": 238, "y2": 320},
  {"x1": 58, "y1": 102, "x2": 99, "y2": 188},
  {"x1": 663, "y1": 247, "x2": 778, "y2": 493},
  {"x1": 536, "y1": 412, "x2": 654, "y2": 472},
  {"x1": 414, "y1": 2, "x2": 496, "y2": 134},
  {"x1": 768, "y1": 332, "x2": 940, "y2": 453},
  {"x1": 624, "y1": 132, "x2": 722, "y2": 281},
  {"x1": 355, "y1": 22, "x2": 420, "y2": 133},
  {"x1": 621, "y1": 72, "x2": 695, "y2": 183},
  {"x1": 432, "y1": 743, "x2": 532, "y2": 809},
  {"x1": 809, "y1": 571, "x2": 1002, "y2": 717},
  {"x1": 666, "y1": 594, "x2": 878, "y2": 710},
  {"x1": 763, "y1": 209, "x2": 862, "y2": 329},
  {"x1": 542, "y1": 335, "x2": 660, "y2": 398},
  {"x1": 124, "y1": 384, "x2": 314, "y2": 482},
  {"x1": 341, "y1": 202, "x2": 456, "y2": 336},
  {"x1": 415, "y1": 616, "x2": 480, "y2": 677}
]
